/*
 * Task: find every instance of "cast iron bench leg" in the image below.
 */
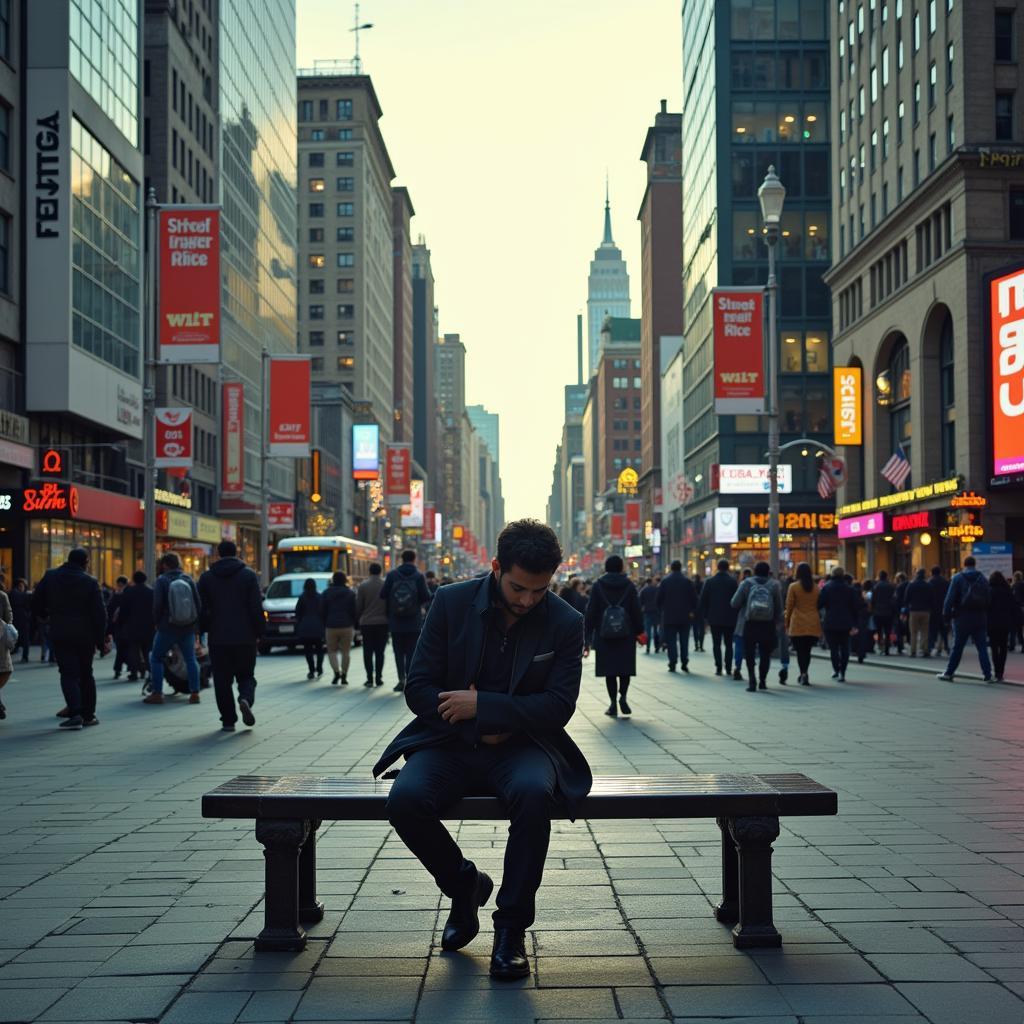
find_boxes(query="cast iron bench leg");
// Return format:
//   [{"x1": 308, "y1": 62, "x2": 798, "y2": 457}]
[
  {"x1": 714, "y1": 815, "x2": 739, "y2": 924},
  {"x1": 299, "y1": 819, "x2": 325, "y2": 924},
  {"x1": 255, "y1": 819, "x2": 310, "y2": 951},
  {"x1": 728, "y1": 815, "x2": 782, "y2": 949}
]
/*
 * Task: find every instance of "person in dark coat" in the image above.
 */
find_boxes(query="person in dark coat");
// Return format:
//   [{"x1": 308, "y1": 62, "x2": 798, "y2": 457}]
[
  {"x1": 656, "y1": 561, "x2": 697, "y2": 673},
  {"x1": 1012, "y1": 571, "x2": 1024, "y2": 651},
  {"x1": 558, "y1": 578, "x2": 588, "y2": 616},
  {"x1": 374, "y1": 520, "x2": 589, "y2": 982},
  {"x1": 584, "y1": 556, "x2": 644, "y2": 717},
  {"x1": 198, "y1": 540, "x2": 264, "y2": 730},
  {"x1": 106, "y1": 575, "x2": 129, "y2": 679},
  {"x1": 903, "y1": 568, "x2": 933, "y2": 657},
  {"x1": 118, "y1": 571, "x2": 154, "y2": 681},
  {"x1": 295, "y1": 577, "x2": 325, "y2": 679},
  {"x1": 893, "y1": 572, "x2": 908, "y2": 654},
  {"x1": 817, "y1": 567, "x2": 859, "y2": 682},
  {"x1": 852, "y1": 581, "x2": 871, "y2": 662},
  {"x1": 987, "y1": 571, "x2": 1021, "y2": 682},
  {"x1": 638, "y1": 577, "x2": 661, "y2": 654},
  {"x1": 939, "y1": 556, "x2": 993, "y2": 681},
  {"x1": 380, "y1": 550, "x2": 431, "y2": 693},
  {"x1": 9, "y1": 578, "x2": 31, "y2": 664},
  {"x1": 731, "y1": 561, "x2": 783, "y2": 691},
  {"x1": 691, "y1": 574, "x2": 706, "y2": 651},
  {"x1": 870, "y1": 570, "x2": 897, "y2": 654},
  {"x1": 927, "y1": 566, "x2": 950, "y2": 656},
  {"x1": 699, "y1": 559, "x2": 739, "y2": 676},
  {"x1": 31, "y1": 548, "x2": 107, "y2": 729},
  {"x1": 320, "y1": 570, "x2": 359, "y2": 685}
]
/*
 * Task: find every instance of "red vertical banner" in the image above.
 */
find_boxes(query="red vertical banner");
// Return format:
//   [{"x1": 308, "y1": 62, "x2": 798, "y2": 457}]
[
  {"x1": 712, "y1": 287, "x2": 765, "y2": 414},
  {"x1": 267, "y1": 357, "x2": 311, "y2": 457},
  {"x1": 222, "y1": 381, "x2": 244, "y2": 493},
  {"x1": 154, "y1": 408, "x2": 193, "y2": 468},
  {"x1": 158, "y1": 208, "x2": 221, "y2": 364},
  {"x1": 624, "y1": 499, "x2": 642, "y2": 536},
  {"x1": 384, "y1": 445, "x2": 411, "y2": 503},
  {"x1": 422, "y1": 502, "x2": 436, "y2": 541},
  {"x1": 611, "y1": 513, "x2": 625, "y2": 541}
]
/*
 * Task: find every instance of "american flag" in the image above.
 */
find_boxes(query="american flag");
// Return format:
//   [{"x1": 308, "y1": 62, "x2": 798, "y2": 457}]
[
  {"x1": 881, "y1": 444, "x2": 912, "y2": 489},
  {"x1": 817, "y1": 463, "x2": 836, "y2": 499}
]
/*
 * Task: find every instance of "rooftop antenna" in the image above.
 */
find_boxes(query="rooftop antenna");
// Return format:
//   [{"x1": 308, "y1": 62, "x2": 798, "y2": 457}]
[{"x1": 351, "y1": 2, "x2": 373, "y2": 74}]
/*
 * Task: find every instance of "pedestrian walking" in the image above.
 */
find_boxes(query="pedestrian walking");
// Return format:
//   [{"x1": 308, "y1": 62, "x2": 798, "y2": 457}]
[
  {"x1": 851, "y1": 580, "x2": 871, "y2": 662},
  {"x1": 9, "y1": 579, "x2": 31, "y2": 664},
  {"x1": 937, "y1": 555, "x2": 993, "y2": 682},
  {"x1": 1012, "y1": 571, "x2": 1024, "y2": 651},
  {"x1": 656, "y1": 560, "x2": 697, "y2": 673},
  {"x1": 784, "y1": 562, "x2": 819, "y2": 686},
  {"x1": 373, "y1": 519, "x2": 590, "y2": 981},
  {"x1": 31, "y1": 548, "x2": 107, "y2": 729},
  {"x1": 871, "y1": 570, "x2": 897, "y2": 655},
  {"x1": 638, "y1": 577, "x2": 661, "y2": 654},
  {"x1": 777, "y1": 573, "x2": 792, "y2": 684},
  {"x1": 987, "y1": 571, "x2": 1021, "y2": 683},
  {"x1": 197, "y1": 540, "x2": 263, "y2": 730},
  {"x1": 295, "y1": 578, "x2": 326, "y2": 680},
  {"x1": 106, "y1": 575, "x2": 129, "y2": 679},
  {"x1": 698, "y1": 559, "x2": 739, "y2": 676},
  {"x1": 903, "y1": 568, "x2": 933, "y2": 657},
  {"x1": 0, "y1": 582, "x2": 13, "y2": 719},
  {"x1": 558, "y1": 577, "x2": 588, "y2": 616},
  {"x1": 893, "y1": 572, "x2": 909, "y2": 654},
  {"x1": 119, "y1": 571, "x2": 154, "y2": 681},
  {"x1": 818, "y1": 568, "x2": 859, "y2": 681},
  {"x1": 380, "y1": 549, "x2": 430, "y2": 692},
  {"x1": 584, "y1": 555, "x2": 644, "y2": 717},
  {"x1": 731, "y1": 568, "x2": 753, "y2": 678},
  {"x1": 691, "y1": 574, "x2": 706, "y2": 652},
  {"x1": 356, "y1": 563, "x2": 389, "y2": 687},
  {"x1": 321, "y1": 570, "x2": 358, "y2": 685},
  {"x1": 927, "y1": 566, "x2": 950, "y2": 656},
  {"x1": 143, "y1": 552, "x2": 202, "y2": 705},
  {"x1": 731, "y1": 562, "x2": 783, "y2": 691}
]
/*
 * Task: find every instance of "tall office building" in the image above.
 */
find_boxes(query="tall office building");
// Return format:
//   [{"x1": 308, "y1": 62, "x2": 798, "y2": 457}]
[
  {"x1": 391, "y1": 186, "x2": 415, "y2": 446},
  {"x1": 296, "y1": 69, "x2": 396, "y2": 443},
  {"x1": 466, "y1": 404, "x2": 500, "y2": 466},
  {"x1": 826, "y1": 0, "x2": 1024, "y2": 574},
  {"x1": 435, "y1": 333, "x2": 466, "y2": 524},
  {"x1": 411, "y1": 241, "x2": 438, "y2": 493},
  {"x1": 586, "y1": 189, "x2": 631, "y2": 377},
  {"x1": 679, "y1": 0, "x2": 833, "y2": 572}
]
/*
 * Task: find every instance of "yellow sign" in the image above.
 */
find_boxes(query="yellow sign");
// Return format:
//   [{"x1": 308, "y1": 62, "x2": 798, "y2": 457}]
[
  {"x1": 165, "y1": 510, "x2": 192, "y2": 537},
  {"x1": 944, "y1": 523, "x2": 984, "y2": 540},
  {"x1": 950, "y1": 491, "x2": 987, "y2": 509},
  {"x1": 833, "y1": 367, "x2": 862, "y2": 446},
  {"x1": 748, "y1": 511, "x2": 837, "y2": 531},
  {"x1": 838, "y1": 476, "x2": 960, "y2": 516},
  {"x1": 194, "y1": 516, "x2": 222, "y2": 544},
  {"x1": 617, "y1": 467, "x2": 639, "y2": 495}
]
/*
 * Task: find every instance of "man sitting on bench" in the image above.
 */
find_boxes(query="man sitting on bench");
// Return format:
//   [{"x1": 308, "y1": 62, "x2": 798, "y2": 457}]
[{"x1": 373, "y1": 519, "x2": 591, "y2": 980}]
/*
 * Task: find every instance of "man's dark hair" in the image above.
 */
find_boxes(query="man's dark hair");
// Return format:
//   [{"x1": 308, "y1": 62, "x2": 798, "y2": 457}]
[
  {"x1": 878, "y1": 569, "x2": 888, "y2": 580},
  {"x1": 218, "y1": 540, "x2": 237, "y2": 558},
  {"x1": 68, "y1": 547, "x2": 89, "y2": 567},
  {"x1": 964, "y1": 555, "x2": 976, "y2": 568},
  {"x1": 132, "y1": 571, "x2": 147, "y2": 584},
  {"x1": 931, "y1": 565, "x2": 942, "y2": 576},
  {"x1": 670, "y1": 560, "x2": 682, "y2": 572},
  {"x1": 605, "y1": 554, "x2": 623, "y2": 573},
  {"x1": 401, "y1": 549, "x2": 417, "y2": 563},
  {"x1": 369, "y1": 563, "x2": 382, "y2": 575},
  {"x1": 754, "y1": 561, "x2": 771, "y2": 577},
  {"x1": 116, "y1": 575, "x2": 128, "y2": 586},
  {"x1": 332, "y1": 571, "x2": 347, "y2": 586},
  {"x1": 717, "y1": 558, "x2": 729, "y2": 571},
  {"x1": 495, "y1": 519, "x2": 562, "y2": 574},
  {"x1": 160, "y1": 552, "x2": 181, "y2": 570},
  {"x1": 425, "y1": 570, "x2": 436, "y2": 579}
]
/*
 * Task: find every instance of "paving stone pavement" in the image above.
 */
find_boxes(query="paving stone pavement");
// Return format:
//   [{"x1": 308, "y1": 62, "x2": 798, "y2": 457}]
[{"x1": 1, "y1": 641, "x2": 1023, "y2": 1023}]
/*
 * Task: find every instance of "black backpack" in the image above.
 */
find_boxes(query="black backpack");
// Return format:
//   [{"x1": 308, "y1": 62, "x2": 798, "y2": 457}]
[
  {"x1": 390, "y1": 575, "x2": 419, "y2": 617},
  {"x1": 599, "y1": 586, "x2": 631, "y2": 641},
  {"x1": 961, "y1": 574, "x2": 990, "y2": 611}
]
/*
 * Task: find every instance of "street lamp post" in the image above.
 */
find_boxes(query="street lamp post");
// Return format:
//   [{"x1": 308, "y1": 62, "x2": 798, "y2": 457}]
[{"x1": 758, "y1": 166, "x2": 786, "y2": 579}]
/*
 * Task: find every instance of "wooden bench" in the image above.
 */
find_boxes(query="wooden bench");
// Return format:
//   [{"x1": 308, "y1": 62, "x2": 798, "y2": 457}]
[{"x1": 202, "y1": 773, "x2": 837, "y2": 953}]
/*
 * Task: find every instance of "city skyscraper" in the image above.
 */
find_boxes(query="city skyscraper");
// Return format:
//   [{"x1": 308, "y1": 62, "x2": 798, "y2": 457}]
[
  {"x1": 411, "y1": 241, "x2": 438, "y2": 495},
  {"x1": 586, "y1": 185, "x2": 631, "y2": 378}
]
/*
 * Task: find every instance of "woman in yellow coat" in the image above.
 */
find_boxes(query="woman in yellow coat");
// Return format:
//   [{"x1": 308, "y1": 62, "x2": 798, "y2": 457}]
[{"x1": 785, "y1": 562, "x2": 821, "y2": 686}]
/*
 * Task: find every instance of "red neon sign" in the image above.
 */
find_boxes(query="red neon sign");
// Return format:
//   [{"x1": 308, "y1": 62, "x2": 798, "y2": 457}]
[
  {"x1": 22, "y1": 482, "x2": 79, "y2": 515},
  {"x1": 891, "y1": 511, "x2": 930, "y2": 531}
]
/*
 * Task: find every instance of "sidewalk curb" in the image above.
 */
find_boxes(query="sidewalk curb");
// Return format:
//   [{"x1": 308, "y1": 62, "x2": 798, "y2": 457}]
[{"x1": 810, "y1": 648, "x2": 1024, "y2": 687}]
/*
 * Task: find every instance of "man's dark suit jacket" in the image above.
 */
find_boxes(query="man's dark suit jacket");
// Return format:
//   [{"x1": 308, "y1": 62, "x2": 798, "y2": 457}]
[{"x1": 372, "y1": 575, "x2": 593, "y2": 815}]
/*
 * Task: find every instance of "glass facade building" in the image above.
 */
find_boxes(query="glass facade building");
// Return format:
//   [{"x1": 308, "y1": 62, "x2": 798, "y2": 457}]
[{"x1": 679, "y1": 0, "x2": 834, "y2": 572}]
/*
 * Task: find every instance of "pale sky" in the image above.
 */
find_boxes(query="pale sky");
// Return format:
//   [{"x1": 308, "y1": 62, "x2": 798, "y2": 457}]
[{"x1": 296, "y1": 0, "x2": 682, "y2": 523}]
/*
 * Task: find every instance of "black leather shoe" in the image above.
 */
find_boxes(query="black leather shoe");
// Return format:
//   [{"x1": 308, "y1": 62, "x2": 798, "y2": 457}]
[
  {"x1": 441, "y1": 870, "x2": 493, "y2": 951},
  {"x1": 490, "y1": 927, "x2": 530, "y2": 980}
]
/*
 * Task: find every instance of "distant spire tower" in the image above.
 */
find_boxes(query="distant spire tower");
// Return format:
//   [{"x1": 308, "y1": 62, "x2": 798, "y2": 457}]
[{"x1": 585, "y1": 178, "x2": 631, "y2": 377}]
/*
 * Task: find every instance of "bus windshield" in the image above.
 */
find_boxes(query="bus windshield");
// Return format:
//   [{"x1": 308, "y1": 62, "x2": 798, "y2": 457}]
[
  {"x1": 266, "y1": 577, "x2": 330, "y2": 599},
  {"x1": 280, "y1": 550, "x2": 333, "y2": 574}
]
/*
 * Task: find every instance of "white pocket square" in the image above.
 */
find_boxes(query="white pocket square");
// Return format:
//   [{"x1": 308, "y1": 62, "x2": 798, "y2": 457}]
[{"x1": 532, "y1": 651, "x2": 555, "y2": 662}]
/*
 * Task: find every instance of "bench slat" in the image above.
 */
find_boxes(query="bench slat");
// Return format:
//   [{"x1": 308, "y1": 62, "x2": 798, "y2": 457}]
[{"x1": 202, "y1": 773, "x2": 837, "y2": 821}]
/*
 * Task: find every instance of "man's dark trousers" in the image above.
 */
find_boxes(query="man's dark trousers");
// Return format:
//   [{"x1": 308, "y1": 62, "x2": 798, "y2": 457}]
[
  {"x1": 54, "y1": 642, "x2": 97, "y2": 719},
  {"x1": 662, "y1": 623, "x2": 690, "y2": 669},
  {"x1": 387, "y1": 739, "x2": 556, "y2": 930},
  {"x1": 360, "y1": 624, "x2": 388, "y2": 680},
  {"x1": 875, "y1": 616, "x2": 893, "y2": 654},
  {"x1": 392, "y1": 632, "x2": 418, "y2": 683},
  {"x1": 710, "y1": 625, "x2": 733, "y2": 672},
  {"x1": 210, "y1": 644, "x2": 257, "y2": 725}
]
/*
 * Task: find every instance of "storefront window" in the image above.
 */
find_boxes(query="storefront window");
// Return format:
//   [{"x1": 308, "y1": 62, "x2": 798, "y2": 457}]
[
  {"x1": 782, "y1": 334, "x2": 803, "y2": 371},
  {"x1": 734, "y1": 209, "x2": 763, "y2": 259},
  {"x1": 29, "y1": 519, "x2": 134, "y2": 589},
  {"x1": 889, "y1": 338, "x2": 912, "y2": 486},
  {"x1": 805, "y1": 333, "x2": 828, "y2": 372},
  {"x1": 805, "y1": 385, "x2": 831, "y2": 431},
  {"x1": 781, "y1": 383, "x2": 803, "y2": 431}
]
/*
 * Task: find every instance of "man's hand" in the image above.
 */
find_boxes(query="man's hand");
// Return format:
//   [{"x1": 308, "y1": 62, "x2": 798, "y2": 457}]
[
  {"x1": 582, "y1": 646, "x2": 590, "y2": 658},
  {"x1": 438, "y1": 683, "x2": 477, "y2": 723}
]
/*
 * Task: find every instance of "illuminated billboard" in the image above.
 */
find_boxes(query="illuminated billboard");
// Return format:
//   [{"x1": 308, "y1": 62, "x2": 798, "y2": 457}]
[{"x1": 352, "y1": 424, "x2": 380, "y2": 480}]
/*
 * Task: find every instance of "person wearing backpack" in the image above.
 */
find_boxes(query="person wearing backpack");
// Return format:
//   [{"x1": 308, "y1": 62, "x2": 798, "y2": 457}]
[
  {"x1": 143, "y1": 552, "x2": 202, "y2": 705},
  {"x1": 356, "y1": 563, "x2": 389, "y2": 687},
  {"x1": 380, "y1": 549, "x2": 430, "y2": 692},
  {"x1": 656, "y1": 561, "x2": 697, "y2": 673},
  {"x1": 986, "y1": 570, "x2": 1021, "y2": 682},
  {"x1": 731, "y1": 561, "x2": 783, "y2": 691},
  {"x1": 938, "y1": 555, "x2": 993, "y2": 682},
  {"x1": 870, "y1": 570, "x2": 897, "y2": 655},
  {"x1": 583, "y1": 555, "x2": 644, "y2": 717}
]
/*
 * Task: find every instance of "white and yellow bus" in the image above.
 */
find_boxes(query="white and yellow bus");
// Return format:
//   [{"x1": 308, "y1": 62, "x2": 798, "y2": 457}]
[{"x1": 274, "y1": 535, "x2": 380, "y2": 584}]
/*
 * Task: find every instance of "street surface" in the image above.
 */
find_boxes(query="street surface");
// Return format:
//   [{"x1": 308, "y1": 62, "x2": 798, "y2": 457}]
[{"x1": 1, "y1": 642, "x2": 1023, "y2": 1023}]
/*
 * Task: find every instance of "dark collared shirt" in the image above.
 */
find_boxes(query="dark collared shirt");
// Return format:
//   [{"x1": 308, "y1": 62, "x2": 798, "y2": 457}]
[{"x1": 475, "y1": 578, "x2": 526, "y2": 694}]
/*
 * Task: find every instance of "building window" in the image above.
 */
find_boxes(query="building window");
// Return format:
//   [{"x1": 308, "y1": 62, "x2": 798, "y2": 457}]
[
  {"x1": 0, "y1": 104, "x2": 9, "y2": 172},
  {"x1": 947, "y1": 42, "x2": 954, "y2": 86},
  {"x1": 939, "y1": 313, "x2": 955, "y2": 476},
  {"x1": 309, "y1": 254, "x2": 325, "y2": 268},
  {"x1": 928, "y1": 133, "x2": 937, "y2": 170},
  {"x1": 913, "y1": 81, "x2": 920, "y2": 122},
  {"x1": 0, "y1": 213, "x2": 9, "y2": 295},
  {"x1": 308, "y1": 152, "x2": 324, "y2": 167},
  {"x1": 996, "y1": 10, "x2": 1014, "y2": 61},
  {"x1": 897, "y1": 100, "x2": 905, "y2": 143},
  {"x1": 336, "y1": 151, "x2": 354, "y2": 166},
  {"x1": 337, "y1": 99, "x2": 353, "y2": 120},
  {"x1": 948, "y1": 115, "x2": 955, "y2": 150},
  {"x1": 309, "y1": 202, "x2": 324, "y2": 217},
  {"x1": 871, "y1": 65, "x2": 878, "y2": 102},
  {"x1": 337, "y1": 357, "x2": 355, "y2": 370},
  {"x1": 310, "y1": 129, "x2": 325, "y2": 141},
  {"x1": 336, "y1": 177, "x2": 354, "y2": 191},
  {"x1": 336, "y1": 227, "x2": 354, "y2": 242},
  {"x1": 871, "y1": 129, "x2": 878, "y2": 171},
  {"x1": 337, "y1": 253, "x2": 354, "y2": 267},
  {"x1": 337, "y1": 304, "x2": 355, "y2": 319},
  {"x1": 309, "y1": 279, "x2": 325, "y2": 294},
  {"x1": 309, "y1": 305, "x2": 324, "y2": 320},
  {"x1": 929, "y1": 62, "x2": 937, "y2": 106},
  {"x1": 308, "y1": 331, "x2": 324, "y2": 347},
  {"x1": 337, "y1": 278, "x2": 354, "y2": 293},
  {"x1": 337, "y1": 331, "x2": 353, "y2": 345},
  {"x1": 309, "y1": 178, "x2": 325, "y2": 192},
  {"x1": 883, "y1": 117, "x2": 890, "y2": 157},
  {"x1": 1011, "y1": 189, "x2": 1024, "y2": 238},
  {"x1": 913, "y1": 148, "x2": 920, "y2": 184},
  {"x1": 913, "y1": 11, "x2": 920, "y2": 49},
  {"x1": 308, "y1": 227, "x2": 324, "y2": 243},
  {"x1": 997, "y1": 93, "x2": 1014, "y2": 139},
  {"x1": 898, "y1": 165, "x2": 904, "y2": 200},
  {"x1": 338, "y1": 128, "x2": 353, "y2": 140},
  {"x1": 299, "y1": 100, "x2": 313, "y2": 121},
  {"x1": 311, "y1": 357, "x2": 324, "y2": 372},
  {"x1": 337, "y1": 202, "x2": 354, "y2": 216},
  {"x1": 929, "y1": 0, "x2": 936, "y2": 32},
  {"x1": 882, "y1": 46, "x2": 890, "y2": 86}
]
